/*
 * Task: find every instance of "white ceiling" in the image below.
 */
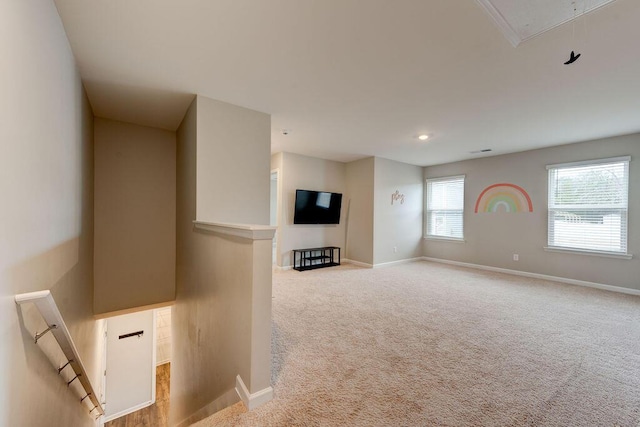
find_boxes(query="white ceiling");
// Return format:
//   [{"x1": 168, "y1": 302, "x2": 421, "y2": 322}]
[
  {"x1": 476, "y1": 0, "x2": 617, "y2": 46},
  {"x1": 53, "y1": 0, "x2": 640, "y2": 166}
]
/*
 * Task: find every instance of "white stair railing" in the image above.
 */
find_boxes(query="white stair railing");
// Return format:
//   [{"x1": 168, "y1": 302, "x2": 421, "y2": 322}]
[{"x1": 15, "y1": 290, "x2": 105, "y2": 418}]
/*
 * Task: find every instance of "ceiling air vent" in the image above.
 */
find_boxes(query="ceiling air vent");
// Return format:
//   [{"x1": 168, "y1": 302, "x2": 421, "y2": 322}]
[
  {"x1": 470, "y1": 149, "x2": 493, "y2": 154},
  {"x1": 474, "y1": 0, "x2": 617, "y2": 47}
]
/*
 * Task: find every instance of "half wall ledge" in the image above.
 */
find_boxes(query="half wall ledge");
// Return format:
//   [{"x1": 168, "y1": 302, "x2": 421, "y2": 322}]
[{"x1": 193, "y1": 221, "x2": 276, "y2": 240}]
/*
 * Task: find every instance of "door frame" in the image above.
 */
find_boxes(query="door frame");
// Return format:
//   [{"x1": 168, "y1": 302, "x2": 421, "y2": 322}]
[
  {"x1": 271, "y1": 168, "x2": 280, "y2": 266},
  {"x1": 102, "y1": 309, "x2": 157, "y2": 422}
]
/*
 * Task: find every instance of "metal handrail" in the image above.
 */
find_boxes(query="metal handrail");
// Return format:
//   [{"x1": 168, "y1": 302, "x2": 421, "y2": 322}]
[{"x1": 15, "y1": 290, "x2": 105, "y2": 417}]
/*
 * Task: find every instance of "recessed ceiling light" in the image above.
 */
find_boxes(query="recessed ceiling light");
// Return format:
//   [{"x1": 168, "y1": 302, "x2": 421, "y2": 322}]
[{"x1": 418, "y1": 134, "x2": 429, "y2": 141}]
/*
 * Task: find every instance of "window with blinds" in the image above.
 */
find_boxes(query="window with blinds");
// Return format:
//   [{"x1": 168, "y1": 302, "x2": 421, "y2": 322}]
[
  {"x1": 425, "y1": 175, "x2": 465, "y2": 239},
  {"x1": 547, "y1": 157, "x2": 630, "y2": 255}
]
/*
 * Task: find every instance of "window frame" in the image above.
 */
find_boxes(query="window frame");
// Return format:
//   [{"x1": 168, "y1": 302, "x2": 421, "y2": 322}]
[
  {"x1": 545, "y1": 156, "x2": 631, "y2": 259},
  {"x1": 424, "y1": 175, "x2": 465, "y2": 241}
]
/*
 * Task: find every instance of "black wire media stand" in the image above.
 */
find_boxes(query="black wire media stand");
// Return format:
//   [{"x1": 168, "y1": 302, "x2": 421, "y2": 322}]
[{"x1": 292, "y1": 246, "x2": 341, "y2": 271}]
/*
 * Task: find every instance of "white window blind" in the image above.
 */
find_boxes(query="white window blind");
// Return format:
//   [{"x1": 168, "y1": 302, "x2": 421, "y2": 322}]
[
  {"x1": 426, "y1": 175, "x2": 465, "y2": 239},
  {"x1": 547, "y1": 157, "x2": 630, "y2": 254}
]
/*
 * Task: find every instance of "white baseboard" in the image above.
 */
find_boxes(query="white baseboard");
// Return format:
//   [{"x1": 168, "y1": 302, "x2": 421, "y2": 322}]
[
  {"x1": 274, "y1": 265, "x2": 293, "y2": 271},
  {"x1": 343, "y1": 259, "x2": 373, "y2": 268},
  {"x1": 236, "y1": 375, "x2": 273, "y2": 411},
  {"x1": 174, "y1": 387, "x2": 240, "y2": 427},
  {"x1": 103, "y1": 400, "x2": 154, "y2": 423},
  {"x1": 373, "y1": 257, "x2": 423, "y2": 269},
  {"x1": 422, "y1": 257, "x2": 640, "y2": 296},
  {"x1": 342, "y1": 258, "x2": 424, "y2": 269}
]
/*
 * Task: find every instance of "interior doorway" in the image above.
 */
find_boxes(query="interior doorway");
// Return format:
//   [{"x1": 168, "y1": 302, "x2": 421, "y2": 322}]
[
  {"x1": 270, "y1": 170, "x2": 279, "y2": 266},
  {"x1": 103, "y1": 306, "x2": 172, "y2": 426}
]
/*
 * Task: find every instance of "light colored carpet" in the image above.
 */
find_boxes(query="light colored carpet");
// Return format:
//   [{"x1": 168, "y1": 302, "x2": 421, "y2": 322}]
[{"x1": 193, "y1": 261, "x2": 640, "y2": 426}]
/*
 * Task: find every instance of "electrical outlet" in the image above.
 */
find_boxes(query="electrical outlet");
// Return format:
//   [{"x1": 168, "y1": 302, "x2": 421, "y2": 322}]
[
  {"x1": 513, "y1": 254, "x2": 519, "y2": 261},
  {"x1": 393, "y1": 246, "x2": 398, "y2": 253}
]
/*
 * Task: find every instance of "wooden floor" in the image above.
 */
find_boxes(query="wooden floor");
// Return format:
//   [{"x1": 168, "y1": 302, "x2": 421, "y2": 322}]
[{"x1": 105, "y1": 363, "x2": 170, "y2": 427}]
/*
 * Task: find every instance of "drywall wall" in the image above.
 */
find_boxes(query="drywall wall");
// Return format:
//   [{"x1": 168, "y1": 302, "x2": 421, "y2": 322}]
[
  {"x1": 277, "y1": 152, "x2": 348, "y2": 267},
  {"x1": 173, "y1": 98, "x2": 200, "y2": 425},
  {"x1": 196, "y1": 96, "x2": 270, "y2": 225},
  {"x1": 0, "y1": 1, "x2": 103, "y2": 425},
  {"x1": 270, "y1": 175, "x2": 278, "y2": 227},
  {"x1": 345, "y1": 157, "x2": 375, "y2": 265},
  {"x1": 277, "y1": 154, "x2": 422, "y2": 267},
  {"x1": 373, "y1": 158, "x2": 423, "y2": 265},
  {"x1": 172, "y1": 97, "x2": 273, "y2": 425},
  {"x1": 93, "y1": 119, "x2": 176, "y2": 314},
  {"x1": 423, "y1": 133, "x2": 640, "y2": 290},
  {"x1": 271, "y1": 153, "x2": 283, "y2": 266}
]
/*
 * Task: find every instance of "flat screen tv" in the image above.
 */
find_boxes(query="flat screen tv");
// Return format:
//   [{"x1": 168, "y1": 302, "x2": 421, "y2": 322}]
[{"x1": 294, "y1": 189, "x2": 343, "y2": 224}]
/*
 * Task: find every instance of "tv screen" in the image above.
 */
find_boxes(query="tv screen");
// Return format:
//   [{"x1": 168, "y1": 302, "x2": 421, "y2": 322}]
[{"x1": 294, "y1": 189, "x2": 343, "y2": 224}]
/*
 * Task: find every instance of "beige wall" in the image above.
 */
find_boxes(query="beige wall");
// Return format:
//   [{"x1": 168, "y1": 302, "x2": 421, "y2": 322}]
[
  {"x1": 172, "y1": 97, "x2": 273, "y2": 425},
  {"x1": 0, "y1": 1, "x2": 103, "y2": 425},
  {"x1": 345, "y1": 157, "x2": 375, "y2": 265},
  {"x1": 277, "y1": 152, "x2": 348, "y2": 267},
  {"x1": 423, "y1": 133, "x2": 640, "y2": 290},
  {"x1": 276, "y1": 154, "x2": 423, "y2": 267},
  {"x1": 196, "y1": 96, "x2": 271, "y2": 225},
  {"x1": 373, "y1": 157, "x2": 423, "y2": 265},
  {"x1": 94, "y1": 118, "x2": 176, "y2": 314}
]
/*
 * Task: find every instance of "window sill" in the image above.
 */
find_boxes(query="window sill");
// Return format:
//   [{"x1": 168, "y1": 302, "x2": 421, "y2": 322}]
[
  {"x1": 424, "y1": 236, "x2": 466, "y2": 243},
  {"x1": 544, "y1": 246, "x2": 633, "y2": 260}
]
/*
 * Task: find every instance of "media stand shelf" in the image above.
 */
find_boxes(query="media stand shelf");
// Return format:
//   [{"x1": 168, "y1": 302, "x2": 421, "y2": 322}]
[{"x1": 292, "y1": 246, "x2": 341, "y2": 271}]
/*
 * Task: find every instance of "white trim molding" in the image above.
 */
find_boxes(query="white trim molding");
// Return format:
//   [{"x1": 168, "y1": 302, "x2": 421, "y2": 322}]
[
  {"x1": 341, "y1": 258, "x2": 425, "y2": 269},
  {"x1": 422, "y1": 257, "x2": 640, "y2": 297},
  {"x1": 193, "y1": 221, "x2": 276, "y2": 240},
  {"x1": 15, "y1": 290, "x2": 106, "y2": 417},
  {"x1": 342, "y1": 259, "x2": 374, "y2": 269},
  {"x1": 374, "y1": 257, "x2": 424, "y2": 269},
  {"x1": 103, "y1": 400, "x2": 154, "y2": 423},
  {"x1": 174, "y1": 388, "x2": 240, "y2": 427},
  {"x1": 423, "y1": 236, "x2": 466, "y2": 243},
  {"x1": 546, "y1": 155, "x2": 631, "y2": 170},
  {"x1": 474, "y1": 0, "x2": 521, "y2": 47},
  {"x1": 544, "y1": 246, "x2": 632, "y2": 260},
  {"x1": 236, "y1": 375, "x2": 273, "y2": 411}
]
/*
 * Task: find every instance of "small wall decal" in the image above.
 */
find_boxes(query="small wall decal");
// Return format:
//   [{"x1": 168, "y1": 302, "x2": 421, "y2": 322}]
[
  {"x1": 564, "y1": 50, "x2": 581, "y2": 65},
  {"x1": 391, "y1": 190, "x2": 405, "y2": 205},
  {"x1": 474, "y1": 183, "x2": 533, "y2": 213}
]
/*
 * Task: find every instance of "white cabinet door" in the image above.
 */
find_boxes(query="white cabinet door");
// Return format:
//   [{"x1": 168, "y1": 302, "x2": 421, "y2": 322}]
[{"x1": 104, "y1": 310, "x2": 155, "y2": 421}]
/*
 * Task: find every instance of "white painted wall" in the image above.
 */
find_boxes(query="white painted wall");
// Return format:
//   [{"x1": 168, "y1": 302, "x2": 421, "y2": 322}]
[{"x1": 0, "y1": 1, "x2": 101, "y2": 425}]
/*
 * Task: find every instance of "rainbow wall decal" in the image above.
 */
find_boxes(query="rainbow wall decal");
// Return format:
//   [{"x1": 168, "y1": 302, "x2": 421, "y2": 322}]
[{"x1": 474, "y1": 183, "x2": 533, "y2": 213}]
